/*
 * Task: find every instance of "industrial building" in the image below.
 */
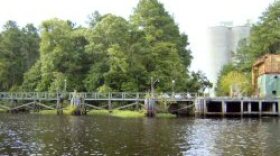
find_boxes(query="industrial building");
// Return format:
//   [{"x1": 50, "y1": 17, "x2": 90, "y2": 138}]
[
  {"x1": 252, "y1": 54, "x2": 280, "y2": 98},
  {"x1": 207, "y1": 22, "x2": 251, "y2": 92}
]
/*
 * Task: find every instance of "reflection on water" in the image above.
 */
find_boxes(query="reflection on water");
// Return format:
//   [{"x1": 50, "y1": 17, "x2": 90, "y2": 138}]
[{"x1": 0, "y1": 114, "x2": 279, "y2": 155}]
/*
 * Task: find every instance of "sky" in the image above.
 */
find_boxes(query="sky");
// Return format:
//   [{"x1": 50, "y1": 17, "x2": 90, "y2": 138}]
[{"x1": 0, "y1": 0, "x2": 275, "y2": 81}]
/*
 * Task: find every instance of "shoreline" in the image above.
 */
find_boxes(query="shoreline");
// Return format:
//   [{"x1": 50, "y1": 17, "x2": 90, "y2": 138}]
[{"x1": 5, "y1": 109, "x2": 177, "y2": 119}]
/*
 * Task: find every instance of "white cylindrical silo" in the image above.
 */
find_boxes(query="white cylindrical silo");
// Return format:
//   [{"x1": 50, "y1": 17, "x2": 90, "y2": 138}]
[
  {"x1": 207, "y1": 26, "x2": 231, "y2": 84},
  {"x1": 231, "y1": 26, "x2": 251, "y2": 54}
]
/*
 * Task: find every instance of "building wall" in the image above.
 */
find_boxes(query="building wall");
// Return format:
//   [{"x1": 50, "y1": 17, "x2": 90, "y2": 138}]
[{"x1": 257, "y1": 74, "x2": 280, "y2": 97}]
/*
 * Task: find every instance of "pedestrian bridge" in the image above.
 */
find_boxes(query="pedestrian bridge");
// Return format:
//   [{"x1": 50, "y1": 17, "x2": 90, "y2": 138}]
[
  {"x1": 0, "y1": 92, "x2": 196, "y2": 114},
  {"x1": 0, "y1": 92, "x2": 196, "y2": 101}
]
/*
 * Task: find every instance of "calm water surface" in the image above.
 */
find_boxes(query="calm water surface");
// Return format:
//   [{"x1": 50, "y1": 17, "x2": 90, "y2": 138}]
[{"x1": 0, "y1": 114, "x2": 279, "y2": 156}]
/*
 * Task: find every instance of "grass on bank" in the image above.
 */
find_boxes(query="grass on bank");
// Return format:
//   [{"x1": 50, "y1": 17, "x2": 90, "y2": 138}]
[
  {"x1": 29, "y1": 105, "x2": 177, "y2": 118},
  {"x1": 34, "y1": 110, "x2": 57, "y2": 115},
  {"x1": 32, "y1": 105, "x2": 77, "y2": 115},
  {"x1": 88, "y1": 110, "x2": 177, "y2": 118},
  {"x1": 87, "y1": 110, "x2": 146, "y2": 118},
  {"x1": 0, "y1": 109, "x2": 7, "y2": 113}
]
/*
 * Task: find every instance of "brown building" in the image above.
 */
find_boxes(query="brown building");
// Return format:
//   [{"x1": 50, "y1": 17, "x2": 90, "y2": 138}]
[{"x1": 252, "y1": 54, "x2": 280, "y2": 97}]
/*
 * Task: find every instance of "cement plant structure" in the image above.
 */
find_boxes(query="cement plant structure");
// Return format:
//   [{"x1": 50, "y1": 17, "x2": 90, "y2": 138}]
[{"x1": 208, "y1": 22, "x2": 251, "y2": 90}]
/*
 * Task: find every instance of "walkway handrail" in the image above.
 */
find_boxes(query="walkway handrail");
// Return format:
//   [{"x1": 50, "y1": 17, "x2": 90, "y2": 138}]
[{"x1": 0, "y1": 92, "x2": 197, "y2": 101}]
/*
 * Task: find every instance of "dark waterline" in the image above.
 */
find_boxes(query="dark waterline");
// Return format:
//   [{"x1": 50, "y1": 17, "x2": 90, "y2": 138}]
[{"x1": 0, "y1": 114, "x2": 280, "y2": 155}]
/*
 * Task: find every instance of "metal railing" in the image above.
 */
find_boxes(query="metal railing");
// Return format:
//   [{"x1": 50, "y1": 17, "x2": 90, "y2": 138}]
[{"x1": 0, "y1": 92, "x2": 197, "y2": 101}]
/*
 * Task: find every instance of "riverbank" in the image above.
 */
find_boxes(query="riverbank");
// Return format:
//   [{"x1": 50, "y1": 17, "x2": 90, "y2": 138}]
[{"x1": 33, "y1": 109, "x2": 176, "y2": 118}]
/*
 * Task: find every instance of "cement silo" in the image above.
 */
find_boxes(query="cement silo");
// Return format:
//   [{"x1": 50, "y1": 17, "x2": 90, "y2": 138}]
[
  {"x1": 207, "y1": 26, "x2": 232, "y2": 84},
  {"x1": 231, "y1": 25, "x2": 251, "y2": 54},
  {"x1": 207, "y1": 23, "x2": 251, "y2": 96}
]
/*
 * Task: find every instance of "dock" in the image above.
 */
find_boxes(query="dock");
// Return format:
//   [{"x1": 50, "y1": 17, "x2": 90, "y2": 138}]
[
  {"x1": 196, "y1": 97, "x2": 279, "y2": 116},
  {"x1": 0, "y1": 92, "x2": 279, "y2": 117}
]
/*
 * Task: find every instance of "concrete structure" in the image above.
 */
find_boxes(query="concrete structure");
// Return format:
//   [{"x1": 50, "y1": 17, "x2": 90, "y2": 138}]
[
  {"x1": 196, "y1": 97, "x2": 279, "y2": 117},
  {"x1": 253, "y1": 54, "x2": 280, "y2": 97},
  {"x1": 208, "y1": 22, "x2": 251, "y2": 92}
]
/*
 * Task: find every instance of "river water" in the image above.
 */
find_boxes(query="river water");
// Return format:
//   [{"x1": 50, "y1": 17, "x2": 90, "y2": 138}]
[{"x1": 0, "y1": 114, "x2": 279, "y2": 156}]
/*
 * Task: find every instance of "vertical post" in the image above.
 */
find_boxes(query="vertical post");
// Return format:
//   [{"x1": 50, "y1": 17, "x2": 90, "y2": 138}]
[
  {"x1": 241, "y1": 100, "x2": 244, "y2": 117},
  {"x1": 36, "y1": 92, "x2": 39, "y2": 100},
  {"x1": 259, "y1": 101, "x2": 262, "y2": 117},
  {"x1": 82, "y1": 94, "x2": 85, "y2": 115},
  {"x1": 203, "y1": 99, "x2": 207, "y2": 116},
  {"x1": 136, "y1": 93, "x2": 139, "y2": 110},
  {"x1": 56, "y1": 95, "x2": 60, "y2": 114},
  {"x1": 222, "y1": 100, "x2": 226, "y2": 117},
  {"x1": 272, "y1": 102, "x2": 276, "y2": 113},
  {"x1": 278, "y1": 102, "x2": 280, "y2": 116},
  {"x1": 108, "y1": 93, "x2": 112, "y2": 112},
  {"x1": 248, "y1": 102, "x2": 251, "y2": 113}
]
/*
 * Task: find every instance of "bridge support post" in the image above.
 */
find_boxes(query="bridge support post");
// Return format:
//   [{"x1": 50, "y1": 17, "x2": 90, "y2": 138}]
[
  {"x1": 81, "y1": 96, "x2": 86, "y2": 115},
  {"x1": 222, "y1": 100, "x2": 226, "y2": 117},
  {"x1": 241, "y1": 100, "x2": 244, "y2": 117},
  {"x1": 273, "y1": 102, "x2": 276, "y2": 113},
  {"x1": 248, "y1": 102, "x2": 251, "y2": 114},
  {"x1": 108, "y1": 100, "x2": 112, "y2": 112},
  {"x1": 56, "y1": 94, "x2": 63, "y2": 115},
  {"x1": 203, "y1": 99, "x2": 207, "y2": 116},
  {"x1": 259, "y1": 101, "x2": 262, "y2": 117},
  {"x1": 147, "y1": 98, "x2": 155, "y2": 117}
]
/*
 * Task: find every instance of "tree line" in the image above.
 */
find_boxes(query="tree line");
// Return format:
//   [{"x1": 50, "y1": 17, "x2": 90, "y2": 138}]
[{"x1": 0, "y1": 0, "x2": 211, "y2": 93}]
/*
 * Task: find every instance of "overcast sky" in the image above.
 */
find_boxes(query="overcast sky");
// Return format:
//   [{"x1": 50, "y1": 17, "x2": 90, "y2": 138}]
[{"x1": 0, "y1": 0, "x2": 275, "y2": 80}]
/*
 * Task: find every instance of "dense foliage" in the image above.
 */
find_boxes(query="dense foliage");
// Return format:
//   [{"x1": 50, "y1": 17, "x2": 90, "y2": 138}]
[
  {"x1": 216, "y1": 1, "x2": 280, "y2": 95},
  {"x1": 0, "y1": 21, "x2": 40, "y2": 91},
  {"x1": 0, "y1": 0, "x2": 211, "y2": 93}
]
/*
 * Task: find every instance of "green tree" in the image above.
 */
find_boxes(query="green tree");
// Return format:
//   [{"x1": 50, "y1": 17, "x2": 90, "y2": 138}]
[
  {"x1": 187, "y1": 71, "x2": 212, "y2": 94},
  {"x1": 22, "y1": 18, "x2": 88, "y2": 92},
  {"x1": 129, "y1": 0, "x2": 192, "y2": 92},
  {"x1": 84, "y1": 14, "x2": 131, "y2": 92},
  {"x1": 219, "y1": 71, "x2": 252, "y2": 96},
  {"x1": 0, "y1": 21, "x2": 39, "y2": 91}
]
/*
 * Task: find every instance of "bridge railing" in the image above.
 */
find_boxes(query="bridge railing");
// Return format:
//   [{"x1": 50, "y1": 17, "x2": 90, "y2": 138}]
[
  {"x1": 0, "y1": 92, "x2": 197, "y2": 101},
  {"x1": 82, "y1": 92, "x2": 147, "y2": 100}
]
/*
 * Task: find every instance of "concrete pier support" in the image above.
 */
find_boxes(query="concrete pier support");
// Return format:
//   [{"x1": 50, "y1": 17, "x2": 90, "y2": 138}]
[
  {"x1": 241, "y1": 101, "x2": 244, "y2": 117},
  {"x1": 222, "y1": 101, "x2": 226, "y2": 116},
  {"x1": 278, "y1": 102, "x2": 280, "y2": 116},
  {"x1": 259, "y1": 101, "x2": 262, "y2": 116},
  {"x1": 248, "y1": 102, "x2": 251, "y2": 113},
  {"x1": 272, "y1": 103, "x2": 276, "y2": 113},
  {"x1": 203, "y1": 99, "x2": 207, "y2": 116}
]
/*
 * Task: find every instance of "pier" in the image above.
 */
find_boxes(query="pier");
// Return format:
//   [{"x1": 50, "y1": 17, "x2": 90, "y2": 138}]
[
  {"x1": 1, "y1": 92, "x2": 279, "y2": 117},
  {"x1": 196, "y1": 97, "x2": 279, "y2": 116}
]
